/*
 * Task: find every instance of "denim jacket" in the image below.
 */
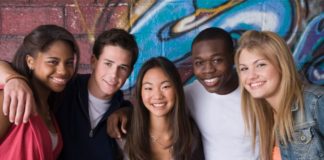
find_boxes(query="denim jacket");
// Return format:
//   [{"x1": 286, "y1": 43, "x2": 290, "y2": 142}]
[{"x1": 279, "y1": 85, "x2": 324, "y2": 160}]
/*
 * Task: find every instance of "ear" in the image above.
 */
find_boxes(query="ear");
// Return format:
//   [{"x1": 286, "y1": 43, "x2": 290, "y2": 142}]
[
  {"x1": 90, "y1": 55, "x2": 98, "y2": 70},
  {"x1": 26, "y1": 55, "x2": 35, "y2": 70}
]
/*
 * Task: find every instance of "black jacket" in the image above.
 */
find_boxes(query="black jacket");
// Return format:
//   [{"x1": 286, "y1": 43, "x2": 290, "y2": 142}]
[{"x1": 56, "y1": 74, "x2": 130, "y2": 160}]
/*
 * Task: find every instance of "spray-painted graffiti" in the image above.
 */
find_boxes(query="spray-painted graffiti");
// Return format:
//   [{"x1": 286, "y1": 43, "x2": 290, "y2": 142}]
[
  {"x1": 113, "y1": 0, "x2": 323, "y2": 90},
  {"x1": 2, "y1": 0, "x2": 321, "y2": 90}
]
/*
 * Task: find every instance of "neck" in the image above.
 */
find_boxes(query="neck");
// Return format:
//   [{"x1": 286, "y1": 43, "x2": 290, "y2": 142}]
[
  {"x1": 216, "y1": 71, "x2": 238, "y2": 95},
  {"x1": 149, "y1": 116, "x2": 171, "y2": 136},
  {"x1": 266, "y1": 92, "x2": 281, "y2": 114}
]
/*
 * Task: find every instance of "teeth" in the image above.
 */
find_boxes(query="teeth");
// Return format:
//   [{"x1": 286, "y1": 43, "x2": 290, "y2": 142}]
[
  {"x1": 52, "y1": 77, "x2": 67, "y2": 85},
  {"x1": 203, "y1": 77, "x2": 219, "y2": 86},
  {"x1": 152, "y1": 103, "x2": 165, "y2": 107},
  {"x1": 250, "y1": 82, "x2": 264, "y2": 88},
  {"x1": 204, "y1": 78, "x2": 217, "y2": 83}
]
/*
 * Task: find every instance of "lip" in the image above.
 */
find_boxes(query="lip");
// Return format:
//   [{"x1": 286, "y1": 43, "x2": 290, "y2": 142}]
[
  {"x1": 51, "y1": 77, "x2": 68, "y2": 86},
  {"x1": 249, "y1": 81, "x2": 266, "y2": 89},
  {"x1": 103, "y1": 78, "x2": 118, "y2": 86},
  {"x1": 201, "y1": 77, "x2": 220, "y2": 87},
  {"x1": 151, "y1": 102, "x2": 167, "y2": 108}
]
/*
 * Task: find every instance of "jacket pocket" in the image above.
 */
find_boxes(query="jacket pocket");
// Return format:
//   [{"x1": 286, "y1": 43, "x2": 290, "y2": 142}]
[
  {"x1": 291, "y1": 127, "x2": 324, "y2": 159},
  {"x1": 293, "y1": 127, "x2": 312, "y2": 144}
]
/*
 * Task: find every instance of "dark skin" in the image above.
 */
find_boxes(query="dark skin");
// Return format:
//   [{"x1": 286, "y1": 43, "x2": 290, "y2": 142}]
[
  {"x1": 191, "y1": 39, "x2": 238, "y2": 95},
  {"x1": 107, "y1": 38, "x2": 239, "y2": 138},
  {"x1": 107, "y1": 107, "x2": 130, "y2": 138}
]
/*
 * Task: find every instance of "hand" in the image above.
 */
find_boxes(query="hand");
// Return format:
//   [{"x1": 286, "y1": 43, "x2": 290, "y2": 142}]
[
  {"x1": 3, "y1": 79, "x2": 37, "y2": 124},
  {"x1": 107, "y1": 107, "x2": 130, "y2": 138}
]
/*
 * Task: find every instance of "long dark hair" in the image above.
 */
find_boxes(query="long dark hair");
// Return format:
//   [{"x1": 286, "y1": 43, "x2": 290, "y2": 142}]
[
  {"x1": 11, "y1": 24, "x2": 80, "y2": 107},
  {"x1": 125, "y1": 56, "x2": 196, "y2": 160}
]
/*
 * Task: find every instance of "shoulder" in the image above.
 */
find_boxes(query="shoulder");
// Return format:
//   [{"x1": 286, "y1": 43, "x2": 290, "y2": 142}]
[
  {"x1": 184, "y1": 80, "x2": 202, "y2": 95},
  {"x1": 302, "y1": 85, "x2": 324, "y2": 118},
  {"x1": 65, "y1": 74, "x2": 90, "y2": 91},
  {"x1": 303, "y1": 84, "x2": 324, "y2": 97},
  {"x1": 303, "y1": 85, "x2": 324, "y2": 108}
]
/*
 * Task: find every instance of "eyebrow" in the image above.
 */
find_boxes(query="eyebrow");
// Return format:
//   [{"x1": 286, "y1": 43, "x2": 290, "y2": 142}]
[
  {"x1": 194, "y1": 53, "x2": 224, "y2": 59},
  {"x1": 104, "y1": 59, "x2": 131, "y2": 68},
  {"x1": 142, "y1": 80, "x2": 171, "y2": 85},
  {"x1": 239, "y1": 59, "x2": 267, "y2": 66}
]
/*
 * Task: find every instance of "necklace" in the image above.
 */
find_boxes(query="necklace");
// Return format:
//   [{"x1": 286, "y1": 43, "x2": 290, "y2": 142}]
[{"x1": 150, "y1": 135, "x2": 173, "y2": 152}]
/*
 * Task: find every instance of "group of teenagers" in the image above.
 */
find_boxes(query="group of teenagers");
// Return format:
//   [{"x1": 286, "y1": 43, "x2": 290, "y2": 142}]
[{"x1": 0, "y1": 24, "x2": 323, "y2": 160}]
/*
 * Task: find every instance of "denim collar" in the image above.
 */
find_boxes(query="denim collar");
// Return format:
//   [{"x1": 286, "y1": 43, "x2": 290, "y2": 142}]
[{"x1": 291, "y1": 102, "x2": 298, "y2": 111}]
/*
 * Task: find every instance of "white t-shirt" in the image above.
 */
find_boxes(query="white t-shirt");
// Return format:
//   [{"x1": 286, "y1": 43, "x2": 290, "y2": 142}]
[
  {"x1": 184, "y1": 80, "x2": 259, "y2": 160},
  {"x1": 88, "y1": 92, "x2": 111, "y2": 129}
]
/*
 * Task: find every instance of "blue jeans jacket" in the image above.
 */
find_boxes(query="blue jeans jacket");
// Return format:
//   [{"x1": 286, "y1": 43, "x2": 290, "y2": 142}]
[{"x1": 279, "y1": 85, "x2": 324, "y2": 160}]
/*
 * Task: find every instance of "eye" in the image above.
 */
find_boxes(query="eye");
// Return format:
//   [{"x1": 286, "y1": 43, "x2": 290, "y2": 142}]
[
  {"x1": 162, "y1": 84, "x2": 171, "y2": 89},
  {"x1": 194, "y1": 60, "x2": 203, "y2": 67},
  {"x1": 119, "y1": 66, "x2": 130, "y2": 73},
  {"x1": 105, "y1": 62, "x2": 112, "y2": 67},
  {"x1": 47, "y1": 60, "x2": 59, "y2": 65},
  {"x1": 239, "y1": 66, "x2": 248, "y2": 72},
  {"x1": 66, "y1": 60, "x2": 74, "y2": 66},
  {"x1": 143, "y1": 87, "x2": 152, "y2": 91},
  {"x1": 212, "y1": 58, "x2": 223, "y2": 64},
  {"x1": 256, "y1": 63, "x2": 266, "y2": 68}
]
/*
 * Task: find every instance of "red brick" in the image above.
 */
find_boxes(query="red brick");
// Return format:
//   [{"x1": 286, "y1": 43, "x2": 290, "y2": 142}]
[
  {"x1": 75, "y1": 38, "x2": 92, "y2": 73},
  {"x1": 0, "y1": 38, "x2": 23, "y2": 62},
  {"x1": 0, "y1": 7, "x2": 64, "y2": 35},
  {"x1": 96, "y1": 0, "x2": 130, "y2": 5},
  {"x1": 30, "y1": 0, "x2": 95, "y2": 5},
  {"x1": 65, "y1": 5, "x2": 129, "y2": 35},
  {"x1": 0, "y1": 0, "x2": 28, "y2": 5},
  {"x1": 66, "y1": 6, "x2": 102, "y2": 34}
]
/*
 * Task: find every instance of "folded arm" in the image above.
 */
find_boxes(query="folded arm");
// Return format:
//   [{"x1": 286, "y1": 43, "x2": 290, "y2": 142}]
[{"x1": 0, "y1": 60, "x2": 36, "y2": 124}]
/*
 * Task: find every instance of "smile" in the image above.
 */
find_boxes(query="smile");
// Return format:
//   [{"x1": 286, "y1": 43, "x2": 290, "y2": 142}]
[
  {"x1": 152, "y1": 103, "x2": 166, "y2": 108},
  {"x1": 203, "y1": 77, "x2": 219, "y2": 86},
  {"x1": 249, "y1": 81, "x2": 265, "y2": 89},
  {"x1": 51, "y1": 77, "x2": 68, "y2": 85}
]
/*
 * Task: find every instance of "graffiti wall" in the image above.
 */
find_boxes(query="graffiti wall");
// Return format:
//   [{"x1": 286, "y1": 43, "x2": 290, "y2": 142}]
[{"x1": 0, "y1": 0, "x2": 323, "y2": 97}]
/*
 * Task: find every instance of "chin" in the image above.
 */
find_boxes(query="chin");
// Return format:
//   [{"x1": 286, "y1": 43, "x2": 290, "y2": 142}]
[{"x1": 250, "y1": 93, "x2": 266, "y2": 99}]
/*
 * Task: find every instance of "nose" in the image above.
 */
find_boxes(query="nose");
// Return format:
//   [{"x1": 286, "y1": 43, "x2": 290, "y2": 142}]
[
  {"x1": 107, "y1": 65, "x2": 118, "y2": 78},
  {"x1": 152, "y1": 88, "x2": 164, "y2": 100},
  {"x1": 247, "y1": 68, "x2": 258, "y2": 80},
  {"x1": 202, "y1": 61, "x2": 216, "y2": 73},
  {"x1": 57, "y1": 63, "x2": 67, "y2": 76}
]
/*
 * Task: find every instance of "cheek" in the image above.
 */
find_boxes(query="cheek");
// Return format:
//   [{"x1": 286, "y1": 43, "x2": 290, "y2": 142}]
[
  {"x1": 166, "y1": 90, "x2": 176, "y2": 105},
  {"x1": 141, "y1": 91, "x2": 150, "y2": 104}
]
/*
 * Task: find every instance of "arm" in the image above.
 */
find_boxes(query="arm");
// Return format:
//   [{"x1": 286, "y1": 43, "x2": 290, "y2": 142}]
[
  {"x1": 0, "y1": 60, "x2": 36, "y2": 124},
  {"x1": 0, "y1": 91, "x2": 11, "y2": 140},
  {"x1": 0, "y1": 60, "x2": 19, "y2": 83},
  {"x1": 107, "y1": 107, "x2": 131, "y2": 138}
]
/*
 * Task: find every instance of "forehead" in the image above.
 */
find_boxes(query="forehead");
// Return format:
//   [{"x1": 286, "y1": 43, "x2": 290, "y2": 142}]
[
  {"x1": 192, "y1": 39, "x2": 230, "y2": 59},
  {"x1": 239, "y1": 48, "x2": 267, "y2": 63},
  {"x1": 142, "y1": 67, "x2": 170, "y2": 83},
  {"x1": 99, "y1": 45, "x2": 132, "y2": 64},
  {"x1": 37, "y1": 41, "x2": 74, "y2": 58}
]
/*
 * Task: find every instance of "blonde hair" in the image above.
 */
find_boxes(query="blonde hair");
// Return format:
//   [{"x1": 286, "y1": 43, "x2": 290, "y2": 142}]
[{"x1": 234, "y1": 30, "x2": 304, "y2": 160}]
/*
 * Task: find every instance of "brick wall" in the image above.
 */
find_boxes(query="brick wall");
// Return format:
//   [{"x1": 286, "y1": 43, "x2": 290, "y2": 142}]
[
  {"x1": 0, "y1": 0, "x2": 130, "y2": 73},
  {"x1": 1, "y1": 1, "x2": 323, "y2": 88}
]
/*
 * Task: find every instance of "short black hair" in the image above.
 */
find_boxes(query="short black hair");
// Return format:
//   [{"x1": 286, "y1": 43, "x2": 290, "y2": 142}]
[{"x1": 191, "y1": 27, "x2": 234, "y2": 54}]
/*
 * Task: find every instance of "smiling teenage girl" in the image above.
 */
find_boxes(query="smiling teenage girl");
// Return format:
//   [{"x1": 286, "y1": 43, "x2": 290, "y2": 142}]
[
  {"x1": 235, "y1": 30, "x2": 324, "y2": 160},
  {"x1": 0, "y1": 25, "x2": 79, "y2": 160}
]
